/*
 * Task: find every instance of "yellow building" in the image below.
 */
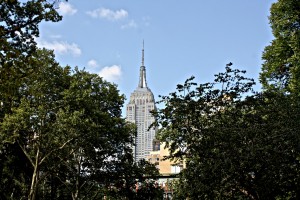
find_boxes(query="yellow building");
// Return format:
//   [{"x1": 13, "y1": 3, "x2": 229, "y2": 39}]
[
  {"x1": 147, "y1": 142, "x2": 184, "y2": 175},
  {"x1": 147, "y1": 142, "x2": 185, "y2": 198}
]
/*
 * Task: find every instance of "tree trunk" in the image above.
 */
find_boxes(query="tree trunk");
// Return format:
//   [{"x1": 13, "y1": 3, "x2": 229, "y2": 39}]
[
  {"x1": 28, "y1": 148, "x2": 40, "y2": 200},
  {"x1": 72, "y1": 153, "x2": 81, "y2": 200}
]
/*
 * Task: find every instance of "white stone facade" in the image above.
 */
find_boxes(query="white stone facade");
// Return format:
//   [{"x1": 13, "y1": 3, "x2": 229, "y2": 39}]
[{"x1": 126, "y1": 47, "x2": 156, "y2": 162}]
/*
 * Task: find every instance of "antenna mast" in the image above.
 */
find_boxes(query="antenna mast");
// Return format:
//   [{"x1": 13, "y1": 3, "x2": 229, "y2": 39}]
[{"x1": 142, "y1": 40, "x2": 144, "y2": 66}]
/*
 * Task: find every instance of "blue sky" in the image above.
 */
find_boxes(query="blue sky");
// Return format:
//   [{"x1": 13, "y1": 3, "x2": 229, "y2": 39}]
[{"x1": 37, "y1": 0, "x2": 276, "y2": 115}]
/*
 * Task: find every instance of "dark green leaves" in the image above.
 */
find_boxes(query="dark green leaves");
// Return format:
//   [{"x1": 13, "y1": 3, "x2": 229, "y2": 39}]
[
  {"x1": 260, "y1": 0, "x2": 300, "y2": 94},
  {"x1": 155, "y1": 64, "x2": 300, "y2": 199}
]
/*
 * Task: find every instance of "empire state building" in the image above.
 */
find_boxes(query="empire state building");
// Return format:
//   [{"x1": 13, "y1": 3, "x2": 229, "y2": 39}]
[{"x1": 126, "y1": 45, "x2": 157, "y2": 162}]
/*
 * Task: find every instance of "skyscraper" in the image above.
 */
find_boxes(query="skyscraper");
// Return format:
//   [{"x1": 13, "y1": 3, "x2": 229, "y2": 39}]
[{"x1": 126, "y1": 44, "x2": 157, "y2": 162}]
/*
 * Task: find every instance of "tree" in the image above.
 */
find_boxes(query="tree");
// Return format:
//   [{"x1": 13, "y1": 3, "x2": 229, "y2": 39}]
[
  {"x1": 0, "y1": 49, "x2": 72, "y2": 200},
  {"x1": 0, "y1": 0, "x2": 61, "y2": 59},
  {"x1": 0, "y1": 0, "x2": 62, "y2": 115},
  {"x1": 154, "y1": 66, "x2": 300, "y2": 199},
  {"x1": 45, "y1": 67, "x2": 136, "y2": 200},
  {"x1": 107, "y1": 158, "x2": 163, "y2": 200},
  {"x1": 260, "y1": 0, "x2": 300, "y2": 93},
  {"x1": 0, "y1": 49, "x2": 142, "y2": 200},
  {"x1": 0, "y1": 2, "x2": 162, "y2": 199},
  {"x1": 0, "y1": 1, "x2": 63, "y2": 198}
]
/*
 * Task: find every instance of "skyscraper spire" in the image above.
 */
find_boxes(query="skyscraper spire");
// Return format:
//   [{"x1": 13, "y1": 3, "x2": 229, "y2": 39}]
[
  {"x1": 138, "y1": 40, "x2": 148, "y2": 88},
  {"x1": 126, "y1": 42, "x2": 156, "y2": 163},
  {"x1": 142, "y1": 40, "x2": 144, "y2": 66}
]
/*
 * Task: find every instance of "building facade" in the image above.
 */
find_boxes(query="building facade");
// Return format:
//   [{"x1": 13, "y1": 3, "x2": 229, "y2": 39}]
[
  {"x1": 126, "y1": 45, "x2": 157, "y2": 162},
  {"x1": 147, "y1": 142, "x2": 185, "y2": 199}
]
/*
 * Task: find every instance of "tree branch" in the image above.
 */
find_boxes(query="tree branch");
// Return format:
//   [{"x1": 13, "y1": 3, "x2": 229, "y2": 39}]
[
  {"x1": 17, "y1": 140, "x2": 34, "y2": 167},
  {"x1": 39, "y1": 138, "x2": 74, "y2": 165}
]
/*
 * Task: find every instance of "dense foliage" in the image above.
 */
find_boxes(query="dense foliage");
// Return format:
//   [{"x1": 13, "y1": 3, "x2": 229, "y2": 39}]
[
  {"x1": 260, "y1": 0, "x2": 300, "y2": 93},
  {"x1": 154, "y1": 67, "x2": 300, "y2": 199},
  {"x1": 0, "y1": 47, "x2": 160, "y2": 200},
  {"x1": 153, "y1": 0, "x2": 300, "y2": 199},
  {"x1": 3, "y1": 0, "x2": 300, "y2": 199},
  {"x1": 0, "y1": 0, "x2": 62, "y2": 117},
  {"x1": 0, "y1": 1, "x2": 162, "y2": 200}
]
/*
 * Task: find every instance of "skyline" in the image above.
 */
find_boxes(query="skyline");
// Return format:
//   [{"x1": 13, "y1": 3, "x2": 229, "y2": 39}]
[{"x1": 37, "y1": 0, "x2": 277, "y2": 114}]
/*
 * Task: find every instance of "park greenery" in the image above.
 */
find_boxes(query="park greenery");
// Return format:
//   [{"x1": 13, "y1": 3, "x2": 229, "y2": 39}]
[
  {"x1": 0, "y1": 1, "x2": 162, "y2": 199},
  {"x1": 1, "y1": 0, "x2": 300, "y2": 199},
  {"x1": 153, "y1": 0, "x2": 300, "y2": 199}
]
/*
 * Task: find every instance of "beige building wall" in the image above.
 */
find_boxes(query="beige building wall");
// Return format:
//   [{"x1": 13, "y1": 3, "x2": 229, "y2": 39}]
[{"x1": 147, "y1": 142, "x2": 184, "y2": 175}]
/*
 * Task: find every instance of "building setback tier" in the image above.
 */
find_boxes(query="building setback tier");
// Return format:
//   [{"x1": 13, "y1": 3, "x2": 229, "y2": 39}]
[{"x1": 126, "y1": 43, "x2": 157, "y2": 162}]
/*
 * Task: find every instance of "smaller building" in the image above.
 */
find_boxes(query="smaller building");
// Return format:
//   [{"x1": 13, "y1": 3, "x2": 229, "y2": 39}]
[
  {"x1": 147, "y1": 142, "x2": 184, "y2": 175},
  {"x1": 147, "y1": 142, "x2": 185, "y2": 199}
]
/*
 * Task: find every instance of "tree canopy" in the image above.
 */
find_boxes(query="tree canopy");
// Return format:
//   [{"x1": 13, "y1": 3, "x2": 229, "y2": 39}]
[
  {"x1": 0, "y1": 1, "x2": 162, "y2": 199},
  {"x1": 4, "y1": 0, "x2": 300, "y2": 199},
  {"x1": 154, "y1": 66, "x2": 300, "y2": 199},
  {"x1": 152, "y1": 0, "x2": 300, "y2": 198},
  {"x1": 0, "y1": 0, "x2": 62, "y2": 124},
  {"x1": 260, "y1": 0, "x2": 300, "y2": 93},
  {"x1": 0, "y1": 47, "x2": 162, "y2": 200}
]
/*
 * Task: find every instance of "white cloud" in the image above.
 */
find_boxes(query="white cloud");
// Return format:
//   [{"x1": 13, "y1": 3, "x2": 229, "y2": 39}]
[
  {"x1": 98, "y1": 65, "x2": 122, "y2": 83},
  {"x1": 121, "y1": 20, "x2": 137, "y2": 29},
  {"x1": 58, "y1": 2, "x2": 77, "y2": 15},
  {"x1": 36, "y1": 39, "x2": 81, "y2": 56},
  {"x1": 86, "y1": 8, "x2": 128, "y2": 21},
  {"x1": 87, "y1": 59, "x2": 99, "y2": 68}
]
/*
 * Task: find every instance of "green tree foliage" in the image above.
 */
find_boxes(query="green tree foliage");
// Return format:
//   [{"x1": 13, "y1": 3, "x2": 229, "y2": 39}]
[
  {"x1": 0, "y1": 0, "x2": 62, "y2": 92},
  {"x1": 260, "y1": 0, "x2": 300, "y2": 93},
  {"x1": 0, "y1": 1, "x2": 63, "y2": 141},
  {"x1": 154, "y1": 66, "x2": 300, "y2": 199},
  {"x1": 0, "y1": 0, "x2": 61, "y2": 59},
  {"x1": 0, "y1": 48, "x2": 162, "y2": 200},
  {"x1": 0, "y1": 1, "x2": 63, "y2": 198},
  {"x1": 0, "y1": 48, "x2": 69, "y2": 199},
  {"x1": 107, "y1": 159, "x2": 163, "y2": 200},
  {"x1": 0, "y1": 1, "x2": 161, "y2": 199},
  {"x1": 42, "y1": 66, "x2": 136, "y2": 200}
]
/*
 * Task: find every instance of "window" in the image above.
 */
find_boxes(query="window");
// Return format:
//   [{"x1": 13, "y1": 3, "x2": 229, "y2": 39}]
[{"x1": 171, "y1": 165, "x2": 181, "y2": 174}]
